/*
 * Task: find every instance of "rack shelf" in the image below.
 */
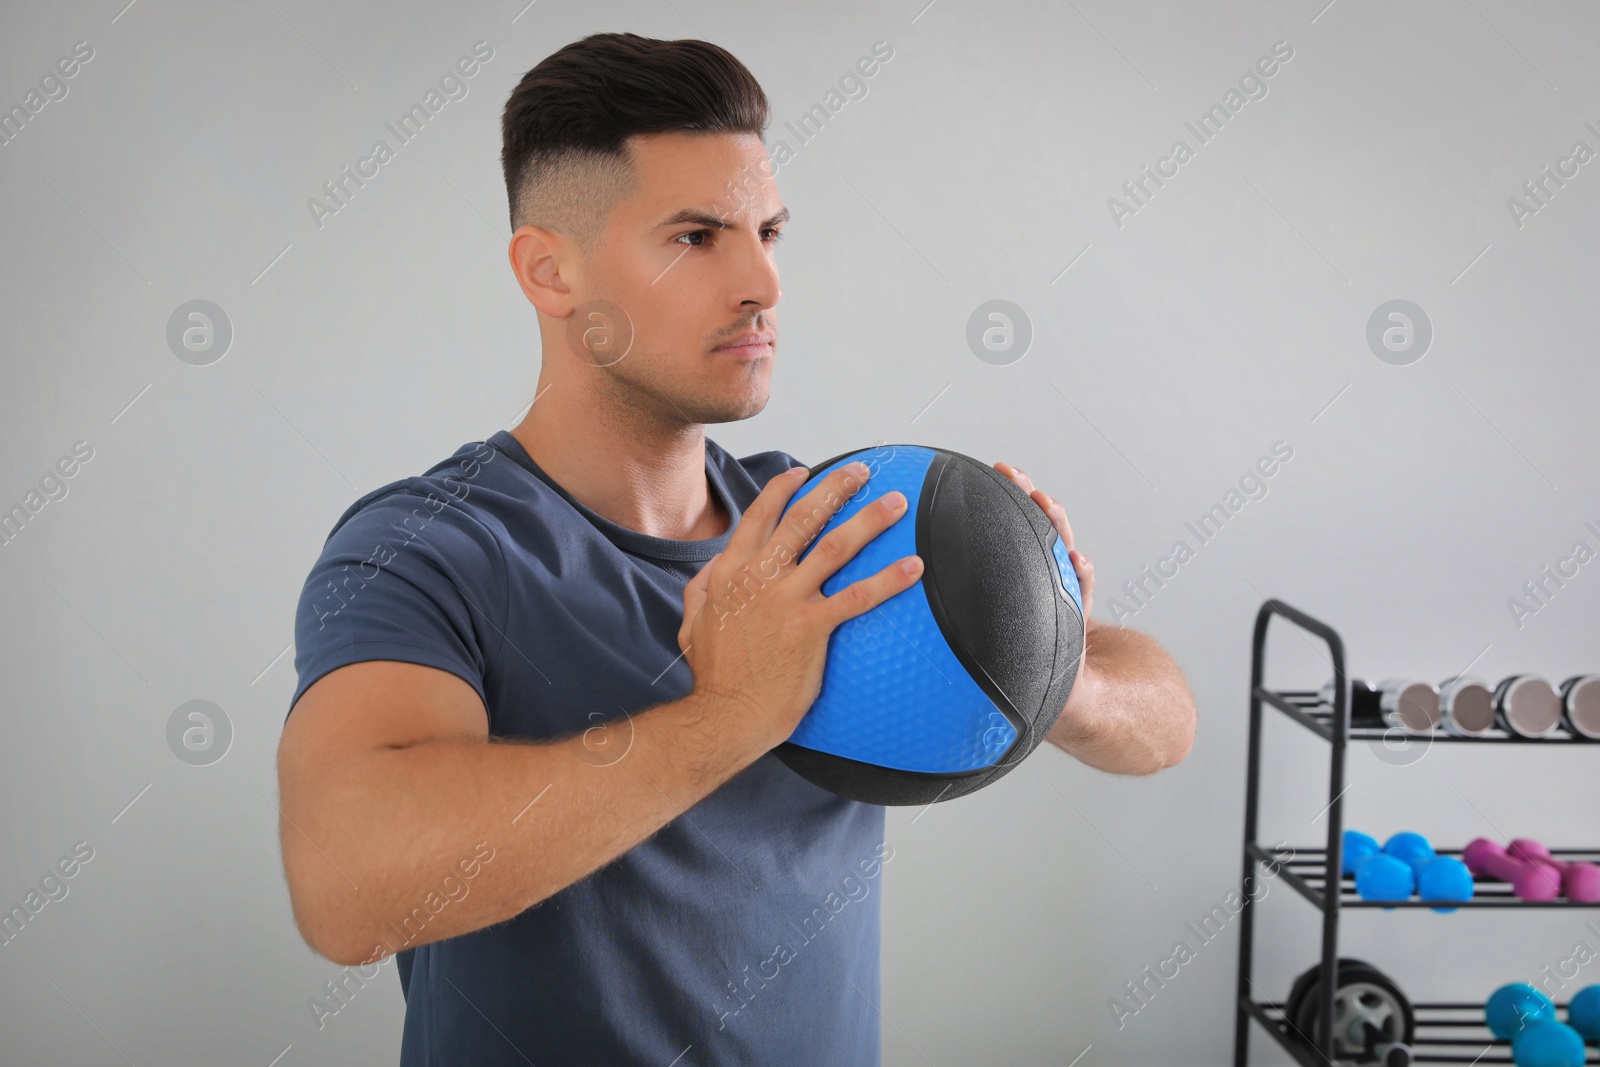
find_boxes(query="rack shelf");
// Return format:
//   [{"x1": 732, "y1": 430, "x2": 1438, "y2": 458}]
[
  {"x1": 1232, "y1": 600, "x2": 1600, "y2": 1067},
  {"x1": 1245, "y1": 999, "x2": 1600, "y2": 1065},
  {"x1": 1254, "y1": 842, "x2": 1600, "y2": 911},
  {"x1": 1266, "y1": 689, "x2": 1598, "y2": 746}
]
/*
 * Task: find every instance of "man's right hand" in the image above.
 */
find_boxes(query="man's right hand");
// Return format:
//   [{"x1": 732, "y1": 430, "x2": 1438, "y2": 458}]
[{"x1": 677, "y1": 459, "x2": 924, "y2": 751}]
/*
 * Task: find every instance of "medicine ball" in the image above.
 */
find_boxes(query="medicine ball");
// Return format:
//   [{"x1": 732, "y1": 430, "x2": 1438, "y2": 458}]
[{"x1": 773, "y1": 444, "x2": 1086, "y2": 806}]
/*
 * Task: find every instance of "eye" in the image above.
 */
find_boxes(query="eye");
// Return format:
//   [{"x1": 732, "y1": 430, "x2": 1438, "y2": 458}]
[
  {"x1": 675, "y1": 229, "x2": 711, "y2": 247},
  {"x1": 762, "y1": 228, "x2": 785, "y2": 244}
]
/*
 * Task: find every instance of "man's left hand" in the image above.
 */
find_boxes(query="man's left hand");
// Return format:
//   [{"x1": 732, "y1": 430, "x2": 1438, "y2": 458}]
[
  {"x1": 992, "y1": 461, "x2": 1093, "y2": 619},
  {"x1": 993, "y1": 462, "x2": 1197, "y2": 774}
]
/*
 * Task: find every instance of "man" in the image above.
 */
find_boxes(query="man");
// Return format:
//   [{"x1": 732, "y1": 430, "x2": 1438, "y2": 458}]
[{"x1": 277, "y1": 31, "x2": 1195, "y2": 1065}]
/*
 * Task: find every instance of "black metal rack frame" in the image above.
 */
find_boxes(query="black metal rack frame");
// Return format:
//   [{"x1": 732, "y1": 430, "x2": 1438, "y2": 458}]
[{"x1": 1233, "y1": 599, "x2": 1600, "y2": 1066}]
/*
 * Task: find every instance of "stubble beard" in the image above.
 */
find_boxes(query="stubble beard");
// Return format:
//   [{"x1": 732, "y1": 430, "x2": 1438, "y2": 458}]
[{"x1": 592, "y1": 342, "x2": 772, "y2": 431}]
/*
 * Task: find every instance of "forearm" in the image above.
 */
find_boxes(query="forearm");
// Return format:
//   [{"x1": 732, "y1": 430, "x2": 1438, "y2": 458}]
[
  {"x1": 1047, "y1": 622, "x2": 1196, "y2": 775},
  {"x1": 281, "y1": 691, "x2": 763, "y2": 965}
]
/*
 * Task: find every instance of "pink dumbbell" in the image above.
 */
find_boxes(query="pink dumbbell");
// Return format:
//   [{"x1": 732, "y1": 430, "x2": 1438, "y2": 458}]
[
  {"x1": 1462, "y1": 838, "x2": 1563, "y2": 901},
  {"x1": 1505, "y1": 838, "x2": 1600, "y2": 903}
]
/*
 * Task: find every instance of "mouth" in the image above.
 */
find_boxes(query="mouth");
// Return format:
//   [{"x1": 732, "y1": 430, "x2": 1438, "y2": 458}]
[{"x1": 713, "y1": 331, "x2": 776, "y2": 359}]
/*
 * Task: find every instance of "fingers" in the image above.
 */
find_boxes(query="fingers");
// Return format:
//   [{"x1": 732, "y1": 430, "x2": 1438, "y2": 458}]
[
  {"x1": 791, "y1": 485, "x2": 910, "y2": 594},
  {"x1": 1031, "y1": 488, "x2": 1075, "y2": 550},
  {"x1": 717, "y1": 461, "x2": 871, "y2": 582},
  {"x1": 820, "y1": 553, "x2": 924, "y2": 629},
  {"x1": 997, "y1": 462, "x2": 1074, "y2": 548},
  {"x1": 718, "y1": 465, "x2": 810, "y2": 569},
  {"x1": 1071, "y1": 548, "x2": 1094, "y2": 618},
  {"x1": 997, "y1": 461, "x2": 1089, "y2": 613},
  {"x1": 764, "y1": 461, "x2": 873, "y2": 568},
  {"x1": 680, "y1": 552, "x2": 720, "y2": 651},
  {"x1": 700, "y1": 460, "x2": 876, "y2": 633},
  {"x1": 996, "y1": 461, "x2": 1035, "y2": 495}
]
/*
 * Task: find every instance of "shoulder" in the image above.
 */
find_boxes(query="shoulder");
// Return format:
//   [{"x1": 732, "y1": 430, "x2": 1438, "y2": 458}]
[
  {"x1": 321, "y1": 481, "x2": 501, "y2": 561},
  {"x1": 309, "y1": 439, "x2": 513, "y2": 585},
  {"x1": 330, "y1": 438, "x2": 501, "y2": 524},
  {"x1": 291, "y1": 440, "x2": 516, "y2": 711}
]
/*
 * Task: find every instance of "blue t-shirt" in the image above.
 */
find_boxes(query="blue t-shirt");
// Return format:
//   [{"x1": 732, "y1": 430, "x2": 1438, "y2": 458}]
[{"x1": 289, "y1": 430, "x2": 887, "y2": 1066}]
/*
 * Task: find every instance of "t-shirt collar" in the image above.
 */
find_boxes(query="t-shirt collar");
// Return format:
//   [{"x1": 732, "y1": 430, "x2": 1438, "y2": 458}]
[{"x1": 487, "y1": 430, "x2": 738, "y2": 563}]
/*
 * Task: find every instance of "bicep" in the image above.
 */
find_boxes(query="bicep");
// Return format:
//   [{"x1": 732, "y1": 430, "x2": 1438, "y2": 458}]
[
  {"x1": 276, "y1": 661, "x2": 488, "y2": 955},
  {"x1": 280, "y1": 660, "x2": 488, "y2": 789}
]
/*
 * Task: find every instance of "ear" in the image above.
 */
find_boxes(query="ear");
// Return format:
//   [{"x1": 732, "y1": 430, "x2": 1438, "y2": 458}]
[{"x1": 507, "y1": 225, "x2": 578, "y2": 318}]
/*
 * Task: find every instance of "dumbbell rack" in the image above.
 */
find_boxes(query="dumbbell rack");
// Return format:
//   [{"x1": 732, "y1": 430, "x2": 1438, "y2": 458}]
[{"x1": 1233, "y1": 600, "x2": 1600, "y2": 1066}]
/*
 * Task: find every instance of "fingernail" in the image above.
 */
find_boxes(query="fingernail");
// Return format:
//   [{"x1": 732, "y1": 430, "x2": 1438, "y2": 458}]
[
  {"x1": 901, "y1": 556, "x2": 923, "y2": 576},
  {"x1": 849, "y1": 461, "x2": 870, "y2": 476}
]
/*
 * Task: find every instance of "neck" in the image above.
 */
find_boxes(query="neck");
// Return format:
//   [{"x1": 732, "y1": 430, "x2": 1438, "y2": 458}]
[{"x1": 509, "y1": 371, "x2": 729, "y2": 542}]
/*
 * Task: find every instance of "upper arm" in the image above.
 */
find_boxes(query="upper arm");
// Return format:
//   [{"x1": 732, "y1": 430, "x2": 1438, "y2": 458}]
[
  {"x1": 279, "y1": 485, "x2": 507, "y2": 803},
  {"x1": 275, "y1": 659, "x2": 487, "y2": 959},
  {"x1": 279, "y1": 659, "x2": 488, "y2": 790}
]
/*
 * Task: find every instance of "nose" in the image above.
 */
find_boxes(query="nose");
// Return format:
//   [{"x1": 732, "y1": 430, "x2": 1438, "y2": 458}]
[{"x1": 729, "y1": 228, "x2": 780, "y2": 313}]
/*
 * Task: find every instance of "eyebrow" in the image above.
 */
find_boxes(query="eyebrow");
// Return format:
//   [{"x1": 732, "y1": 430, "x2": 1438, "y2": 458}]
[{"x1": 656, "y1": 206, "x2": 789, "y2": 230}]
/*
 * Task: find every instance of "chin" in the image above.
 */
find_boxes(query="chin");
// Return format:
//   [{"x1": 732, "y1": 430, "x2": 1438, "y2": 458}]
[{"x1": 696, "y1": 391, "x2": 769, "y2": 425}]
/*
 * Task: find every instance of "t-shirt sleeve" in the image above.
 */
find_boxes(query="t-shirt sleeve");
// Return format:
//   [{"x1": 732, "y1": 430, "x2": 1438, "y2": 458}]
[{"x1": 288, "y1": 484, "x2": 508, "y2": 717}]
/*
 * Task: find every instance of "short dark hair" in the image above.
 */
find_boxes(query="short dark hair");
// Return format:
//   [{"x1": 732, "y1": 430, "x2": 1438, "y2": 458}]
[{"x1": 500, "y1": 33, "x2": 769, "y2": 242}]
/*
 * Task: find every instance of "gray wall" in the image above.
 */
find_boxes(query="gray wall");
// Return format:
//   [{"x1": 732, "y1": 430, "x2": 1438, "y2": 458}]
[{"x1": 3, "y1": 1, "x2": 1599, "y2": 1063}]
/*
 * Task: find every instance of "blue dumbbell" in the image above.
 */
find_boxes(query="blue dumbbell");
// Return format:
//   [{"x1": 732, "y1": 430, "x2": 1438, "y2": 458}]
[
  {"x1": 1486, "y1": 983, "x2": 1555, "y2": 1039},
  {"x1": 1348, "y1": 830, "x2": 1472, "y2": 912},
  {"x1": 1383, "y1": 831, "x2": 1436, "y2": 875},
  {"x1": 1416, "y1": 856, "x2": 1474, "y2": 913},
  {"x1": 1343, "y1": 830, "x2": 1380, "y2": 875},
  {"x1": 1341, "y1": 829, "x2": 1420, "y2": 906},
  {"x1": 1511, "y1": 1021, "x2": 1586, "y2": 1067},
  {"x1": 1355, "y1": 853, "x2": 1415, "y2": 906},
  {"x1": 1568, "y1": 984, "x2": 1600, "y2": 1042}
]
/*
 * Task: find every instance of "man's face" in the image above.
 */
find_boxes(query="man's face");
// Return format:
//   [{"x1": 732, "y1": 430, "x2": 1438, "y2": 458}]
[{"x1": 578, "y1": 131, "x2": 785, "y2": 426}]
